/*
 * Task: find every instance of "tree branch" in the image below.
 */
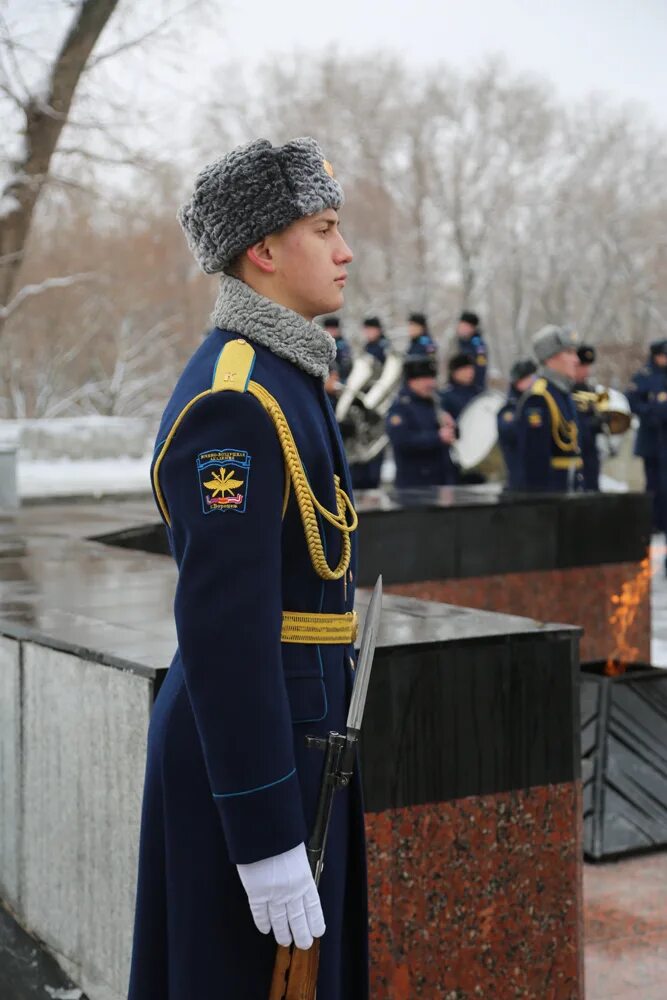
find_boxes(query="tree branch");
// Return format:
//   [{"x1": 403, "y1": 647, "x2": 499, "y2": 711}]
[{"x1": 0, "y1": 271, "x2": 97, "y2": 321}]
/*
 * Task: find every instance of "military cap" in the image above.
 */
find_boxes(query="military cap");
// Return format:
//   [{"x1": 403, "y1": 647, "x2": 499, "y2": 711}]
[
  {"x1": 408, "y1": 312, "x2": 427, "y2": 327},
  {"x1": 448, "y1": 351, "x2": 476, "y2": 373},
  {"x1": 577, "y1": 344, "x2": 596, "y2": 365},
  {"x1": 459, "y1": 310, "x2": 480, "y2": 327},
  {"x1": 510, "y1": 358, "x2": 537, "y2": 384},
  {"x1": 178, "y1": 137, "x2": 343, "y2": 273},
  {"x1": 363, "y1": 316, "x2": 383, "y2": 330},
  {"x1": 322, "y1": 316, "x2": 340, "y2": 329},
  {"x1": 650, "y1": 339, "x2": 667, "y2": 356},
  {"x1": 532, "y1": 324, "x2": 579, "y2": 364},
  {"x1": 404, "y1": 356, "x2": 437, "y2": 379}
]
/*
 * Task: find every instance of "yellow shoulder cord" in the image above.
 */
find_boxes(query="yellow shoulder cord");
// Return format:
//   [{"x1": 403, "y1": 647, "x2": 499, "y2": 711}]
[
  {"x1": 532, "y1": 380, "x2": 579, "y2": 453},
  {"x1": 214, "y1": 338, "x2": 357, "y2": 581},
  {"x1": 247, "y1": 379, "x2": 357, "y2": 580}
]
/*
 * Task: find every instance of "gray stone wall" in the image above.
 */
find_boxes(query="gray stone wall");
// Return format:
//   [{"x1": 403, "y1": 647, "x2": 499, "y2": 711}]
[{"x1": 0, "y1": 636, "x2": 153, "y2": 1000}]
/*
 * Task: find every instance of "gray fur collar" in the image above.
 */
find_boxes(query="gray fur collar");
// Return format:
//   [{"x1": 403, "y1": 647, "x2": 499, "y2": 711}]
[
  {"x1": 211, "y1": 275, "x2": 336, "y2": 379},
  {"x1": 539, "y1": 366, "x2": 574, "y2": 394}
]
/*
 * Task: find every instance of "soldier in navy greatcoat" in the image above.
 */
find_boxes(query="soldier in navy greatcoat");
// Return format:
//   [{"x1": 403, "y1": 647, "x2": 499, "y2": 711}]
[
  {"x1": 405, "y1": 311, "x2": 437, "y2": 358},
  {"x1": 515, "y1": 325, "x2": 583, "y2": 493},
  {"x1": 348, "y1": 317, "x2": 390, "y2": 490},
  {"x1": 440, "y1": 352, "x2": 482, "y2": 421},
  {"x1": 323, "y1": 315, "x2": 353, "y2": 382},
  {"x1": 497, "y1": 359, "x2": 537, "y2": 490},
  {"x1": 455, "y1": 310, "x2": 488, "y2": 389},
  {"x1": 386, "y1": 355, "x2": 457, "y2": 488},
  {"x1": 627, "y1": 339, "x2": 667, "y2": 534},
  {"x1": 572, "y1": 344, "x2": 603, "y2": 491},
  {"x1": 361, "y1": 315, "x2": 390, "y2": 363},
  {"x1": 128, "y1": 138, "x2": 368, "y2": 1000}
]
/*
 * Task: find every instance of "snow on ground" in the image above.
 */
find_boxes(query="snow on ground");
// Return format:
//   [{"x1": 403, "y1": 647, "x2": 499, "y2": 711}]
[{"x1": 18, "y1": 457, "x2": 152, "y2": 500}]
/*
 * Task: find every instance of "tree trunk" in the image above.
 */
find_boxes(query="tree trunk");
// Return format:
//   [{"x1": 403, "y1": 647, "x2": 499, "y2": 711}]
[{"x1": 0, "y1": 0, "x2": 119, "y2": 333}]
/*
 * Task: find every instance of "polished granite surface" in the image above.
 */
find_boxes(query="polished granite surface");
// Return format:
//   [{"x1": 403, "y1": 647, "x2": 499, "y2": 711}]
[{"x1": 0, "y1": 500, "x2": 577, "y2": 679}]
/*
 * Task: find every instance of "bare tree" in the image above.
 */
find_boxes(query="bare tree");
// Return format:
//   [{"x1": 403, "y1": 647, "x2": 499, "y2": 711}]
[{"x1": 0, "y1": 0, "x2": 120, "y2": 334}]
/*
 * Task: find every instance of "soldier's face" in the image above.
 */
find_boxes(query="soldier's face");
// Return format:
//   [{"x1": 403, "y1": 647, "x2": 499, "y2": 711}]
[
  {"x1": 654, "y1": 353, "x2": 667, "y2": 368},
  {"x1": 453, "y1": 365, "x2": 476, "y2": 386},
  {"x1": 548, "y1": 349, "x2": 579, "y2": 380},
  {"x1": 408, "y1": 322, "x2": 423, "y2": 338},
  {"x1": 268, "y1": 210, "x2": 353, "y2": 320},
  {"x1": 457, "y1": 321, "x2": 475, "y2": 339},
  {"x1": 575, "y1": 362, "x2": 592, "y2": 382},
  {"x1": 409, "y1": 376, "x2": 436, "y2": 398}
]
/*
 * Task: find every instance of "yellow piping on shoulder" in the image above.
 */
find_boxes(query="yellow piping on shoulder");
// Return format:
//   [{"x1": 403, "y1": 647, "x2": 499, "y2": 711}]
[
  {"x1": 152, "y1": 339, "x2": 356, "y2": 581},
  {"x1": 530, "y1": 378, "x2": 579, "y2": 454}
]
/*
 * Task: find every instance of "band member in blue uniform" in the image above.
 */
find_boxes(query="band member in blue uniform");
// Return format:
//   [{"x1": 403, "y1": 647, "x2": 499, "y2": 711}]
[
  {"x1": 405, "y1": 311, "x2": 437, "y2": 357},
  {"x1": 497, "y1": 359, "x2": 537, "y2": 490},
  {"x1": 456, "y1": 310, "x2": 488, "y2": 389},
  {"x1": 440, "y1": 353, "x2": 482, "y2": 420},
  {"x1": 323, "y1": 316, "x2": 353, "y2": 382},
  {"x1": 361, "y1": 316, "x2": 390, "y2": 363},
  {"x1": 572, "y1": 344, "x2": 602, "y2": 491},
  {"x1": 386, "y1": 355, "x2": 457, "y2": 488},
  {"x1": 516, "y1": 325, "x2": 583, "y2": 492},
  {"x1": 348, "y1": 317, "x2": 390, "y2": 489},
  {"x1": 627, "y1": 339, "x2": 667, "y2": 533},
  {"x1": 128, "y1": 138, "x2": 368, "y2": 1000}
]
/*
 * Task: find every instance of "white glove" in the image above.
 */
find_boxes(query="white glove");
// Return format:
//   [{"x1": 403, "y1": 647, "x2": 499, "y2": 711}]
[{"x1": 236, "y1": 842, "x2": 325, "y2": 950}]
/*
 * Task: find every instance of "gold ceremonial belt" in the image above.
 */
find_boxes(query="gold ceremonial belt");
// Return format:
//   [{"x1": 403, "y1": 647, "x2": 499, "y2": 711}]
[
  {"x1": 550, "y1": 457, "x2": 584, "y2": 469},
  {"x1": 281, "y1": 610, "x2": 358, "y2": 645}
]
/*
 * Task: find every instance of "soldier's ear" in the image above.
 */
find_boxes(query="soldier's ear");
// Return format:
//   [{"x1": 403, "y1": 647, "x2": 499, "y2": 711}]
[{"x1": 246, "y1": 240, "x2": 276, "y2": 274}]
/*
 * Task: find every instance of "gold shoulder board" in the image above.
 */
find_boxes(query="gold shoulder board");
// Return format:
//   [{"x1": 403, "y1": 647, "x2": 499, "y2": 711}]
[{"x1": 212, "y1": 338, "x2": 256, "y2": 393}]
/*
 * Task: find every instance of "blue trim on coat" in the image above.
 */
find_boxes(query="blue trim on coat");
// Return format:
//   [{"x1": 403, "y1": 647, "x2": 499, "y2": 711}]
[{"x1": 212, "y1": 767, "x2": 296, "y2": 799}]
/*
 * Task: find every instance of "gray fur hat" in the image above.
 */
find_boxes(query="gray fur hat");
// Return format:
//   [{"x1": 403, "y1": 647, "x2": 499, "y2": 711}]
[
  {"x1": 178, "y1": 137, "x2": 344, "y2": 273},
  {"x1": 532, "y1": 324, "x2": 579, "y2": 364}
]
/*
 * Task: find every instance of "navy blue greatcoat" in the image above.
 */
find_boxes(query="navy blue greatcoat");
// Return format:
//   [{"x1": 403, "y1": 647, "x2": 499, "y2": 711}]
[
  {"x1": 440, "y1": 382, "x2": 481, "y2": 422},
  {"x1": 515, "y1": 376, "x2": 583, "y2": 492},
  {"x1": 128, "y1": 328, "x2": 368, "y2": 1000},
  {"x1": 456, "y1": 332, "x2": 488, "y2": 389},
  {"x1": 628, "y1": 359, "x2": 667, "y2": 531},
  {"x1": 386, "y1": 387, "x2": 457, "y2": 487},
  {"x1": 334, "y1": 334, "x2": 353, "y2": 382},
  {"x1": 406, "y1": 331, "x2": 437, "y2": 358},
  {"x1": 497, "y1": 389, "x2": 522, "y2": 490}
]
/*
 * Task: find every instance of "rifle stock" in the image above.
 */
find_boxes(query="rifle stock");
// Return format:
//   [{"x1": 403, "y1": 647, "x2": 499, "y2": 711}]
[{"x1": 269, "y1": 939, "x2": 320, "y2": 1000}]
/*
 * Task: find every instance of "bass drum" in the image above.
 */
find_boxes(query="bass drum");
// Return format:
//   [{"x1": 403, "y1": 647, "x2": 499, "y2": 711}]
[{"x1": 451, "y1": 389, "x2": 506, "y2": 481}]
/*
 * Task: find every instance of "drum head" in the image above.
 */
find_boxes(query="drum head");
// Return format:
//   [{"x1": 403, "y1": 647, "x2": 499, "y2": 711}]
[{"x1": 455, "y1": 390, "x2": 505, "y2": 471}]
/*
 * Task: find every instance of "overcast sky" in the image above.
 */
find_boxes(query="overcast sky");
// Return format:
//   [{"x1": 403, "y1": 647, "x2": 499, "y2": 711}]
[{"x1": 216, "y1": 0, "x2": 667, "y2": 125}]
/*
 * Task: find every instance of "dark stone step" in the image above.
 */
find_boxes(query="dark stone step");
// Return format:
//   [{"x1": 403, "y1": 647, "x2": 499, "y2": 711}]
[{"x1": 0, "y1": 903, "x2": 86, "y2": 1000}]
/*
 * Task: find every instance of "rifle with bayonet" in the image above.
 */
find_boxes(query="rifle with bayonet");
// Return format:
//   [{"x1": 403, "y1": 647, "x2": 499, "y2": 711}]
[{"x1": 269, "y1": 576, "x2": 382, "y2": 1000}]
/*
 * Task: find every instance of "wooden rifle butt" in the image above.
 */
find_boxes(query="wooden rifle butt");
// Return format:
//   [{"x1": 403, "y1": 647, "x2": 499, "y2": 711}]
[{"x1": 269, "y1": 938, "x2": 320, "y2": 1000}]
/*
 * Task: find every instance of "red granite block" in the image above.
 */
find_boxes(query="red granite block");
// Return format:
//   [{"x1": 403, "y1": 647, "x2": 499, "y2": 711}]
[
  {"x1": 387, "y1": 562, "x2": 650, "y2": 663},
  {"x1": 366, "y1": 782, "x2": 583, "y2": 999}
]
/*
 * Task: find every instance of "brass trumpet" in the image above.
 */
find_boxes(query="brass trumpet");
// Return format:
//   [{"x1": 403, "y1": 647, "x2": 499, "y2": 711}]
[{"x1": 572, "y1": 387, "x2": 632, "y2": 435}]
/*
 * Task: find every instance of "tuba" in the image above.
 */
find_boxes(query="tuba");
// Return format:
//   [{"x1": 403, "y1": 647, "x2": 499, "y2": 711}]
[{"x1": 335, "y1": 353, "x2": 404, "y2": 463}]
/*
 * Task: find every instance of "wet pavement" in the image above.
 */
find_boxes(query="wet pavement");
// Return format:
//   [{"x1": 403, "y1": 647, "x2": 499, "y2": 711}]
[
  {"x1": 585, "y1": 852, "x2": 667, "y2": 1000},
  {"x1": 0, "y1": 903, "x2": 84, "y2": 999}
]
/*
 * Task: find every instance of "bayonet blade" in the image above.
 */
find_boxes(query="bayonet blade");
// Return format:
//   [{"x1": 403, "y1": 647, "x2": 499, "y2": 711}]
[{"x1": 346, "y1": 575, "x2": 382, "y2": 734}]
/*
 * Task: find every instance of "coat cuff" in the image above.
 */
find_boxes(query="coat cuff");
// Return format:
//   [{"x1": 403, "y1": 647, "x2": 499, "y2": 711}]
[{"x1": 214, "y1": 768, "x2": 308, "y2": 864}]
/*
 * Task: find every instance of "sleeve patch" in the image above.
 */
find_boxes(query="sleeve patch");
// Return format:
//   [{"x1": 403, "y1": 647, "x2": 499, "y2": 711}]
[
  {"x1": 527, "y1": 410, "x2": 543, "y2": 428},
  {"x1": 389, "y1": 414, "x2": 403, "y2": 425},
  {"x1": 197, "y1": 449, "x2": 251, "y2": 514},
  {"x1": 477, "y1": 355, "x2": 487, "y2": 365}
]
